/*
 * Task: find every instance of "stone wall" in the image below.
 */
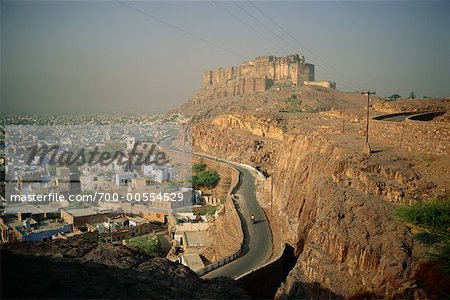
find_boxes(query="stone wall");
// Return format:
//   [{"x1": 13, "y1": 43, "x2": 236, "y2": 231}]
[
  {"x1": 304, "y1": 80, "x2": 336, "y2": 89},
  {"x1": 370, "y1": 119, "x2": 450, "y2": 156}
]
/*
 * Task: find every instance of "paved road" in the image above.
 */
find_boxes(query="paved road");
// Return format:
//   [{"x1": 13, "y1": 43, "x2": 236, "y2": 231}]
[
  {"x1": 378, "y1": 114, "x2": 411, "y2": 122},
  {"x1": 156, "y1": 141, "x2": 273, "y2": 279},
  {"x1": 375, "y1": 112, "x2": 426, "y2": 122},
  {"x1": 197, "y1": 155, "x2": 273, "y2": 279}
]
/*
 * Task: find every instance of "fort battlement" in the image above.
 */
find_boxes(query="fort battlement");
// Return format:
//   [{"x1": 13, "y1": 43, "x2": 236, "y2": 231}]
[{"x1": 202, "y1": 54, "x2": 315, "y2": 93}]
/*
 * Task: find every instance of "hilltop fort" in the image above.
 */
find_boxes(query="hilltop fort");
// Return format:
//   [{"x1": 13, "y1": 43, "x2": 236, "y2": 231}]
[{"x1": 201, "y1": 54, "x2": 335, "y2": 98}]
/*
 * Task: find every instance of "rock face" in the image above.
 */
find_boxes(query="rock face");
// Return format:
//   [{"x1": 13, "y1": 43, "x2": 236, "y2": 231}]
[
  {"x1": 267, "y1": 135, "x2": 414, "y2": 298},
  {"x1": 1, "y1": 233, "x2": 249, "y2": 299},
  {"x1": 192, "y1": 114, "x2": 284, "y2": 174},
  {"x1": 186, "y1": 111, "x2": 450, "y2": 298}
]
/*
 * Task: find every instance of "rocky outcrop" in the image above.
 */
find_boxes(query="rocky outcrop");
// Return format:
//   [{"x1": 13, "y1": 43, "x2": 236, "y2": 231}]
[
  {"x1": 1, "y1": 233, "x2": 249, "y2": 299},
  {"x1": 212, "y1": 114, "x2": 285, "y2": 140},
  {"x1": 192, "y1": 114, "x2": 283, "y2": 174}
]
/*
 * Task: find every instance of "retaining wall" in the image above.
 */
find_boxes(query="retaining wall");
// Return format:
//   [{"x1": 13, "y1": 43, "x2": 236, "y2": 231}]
[{"x1": 370, "y1": 118, "x2": 450, "y2": 156}]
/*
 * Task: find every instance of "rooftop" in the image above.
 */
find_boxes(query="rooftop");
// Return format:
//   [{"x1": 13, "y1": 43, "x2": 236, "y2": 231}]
[
  {"x1": 181, "y1": 254, "x2": 205, "y2": 273},
  {"x1": 64, "y1": 208, "x2": 98, "y2": 217},
  {"x1": 184, "y1": 230, "x2": 210, "y2": 247},
  {"x1": 3, "y1": 217, "x2": 71, "y2": 236},
  {"x1": 6, "y1": 204, "x2": 60, "y2": 215}
]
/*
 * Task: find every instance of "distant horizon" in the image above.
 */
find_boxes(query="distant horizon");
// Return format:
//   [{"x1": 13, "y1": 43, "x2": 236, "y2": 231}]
[{"x1": 2, "y1": 1, "x2": 449, "y2": 115}]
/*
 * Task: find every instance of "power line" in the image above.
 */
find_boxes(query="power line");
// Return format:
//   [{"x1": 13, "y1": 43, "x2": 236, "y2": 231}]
[
  {"x1": 214, "y1": 1, "x2": 351, "y2": 89},
  {"x1": 237, "y1": 1, "x2": 358, "y2": 89},
  {"x1": 117, "y1": 0, "x2": 364, "y2": 91},
  {"x1": 210, "y1": 0, "x2": 287, "y2": 55},
  {"x1": 232, "y1": 1, "x2": 299, "y2": 54},
  {"x1": 225, "y1": 1, "x2": 348, "y2": 88},
  {"x1": 116, "y1": 1, "x2": 248, "y2": 60},
  {"x1": 247, "y1": 1, "x2": 365, "y2": 89}
]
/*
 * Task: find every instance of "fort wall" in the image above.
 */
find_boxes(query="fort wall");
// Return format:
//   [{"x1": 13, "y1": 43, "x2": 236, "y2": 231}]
[
  {"x1": 304, "y1": 80, "x2": 336, "y2": 89},
  {"x1": 202, "y1": 54, "x2": 314, "y2": 89}
]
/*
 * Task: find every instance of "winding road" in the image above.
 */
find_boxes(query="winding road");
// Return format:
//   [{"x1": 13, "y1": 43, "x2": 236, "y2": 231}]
[
  {"x1": 157, "y1": 140, "x2": 273, "y2": 279},
  {"x1": 197, "y1": 156, "x2": 273, "y2": 279}
]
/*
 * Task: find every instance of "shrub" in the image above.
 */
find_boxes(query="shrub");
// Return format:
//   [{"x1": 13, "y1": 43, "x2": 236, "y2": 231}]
[
  {"x1": 394, "y1": 198, "x2": 450, "y2": 274},
  {"x1": 284, "y1": 94, "x2": 302, "y2": 112},
  {"x1": 193, "y1": 206, "x2": 217, "y2": 215},
  {"x1": 394, "y1": 200, "x2": 450, "y2": 232},
  {"x1": 127, "y1": 235, "x2": 161, "y2": 257}
]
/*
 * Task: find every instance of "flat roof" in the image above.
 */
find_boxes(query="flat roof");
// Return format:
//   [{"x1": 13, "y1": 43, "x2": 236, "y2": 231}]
[
  {"x1": 5, "y1": 204, "x2": 59, "y2": 215},
  {"x1": 184, "y1": 231, "x2": 210, "y2": 247},
  {"x1": 64, "y1": 208, "x2": 98, "y2": 217},
  {"x1": 181, "y1": 254, "x2": 205, "y2": 273},
  {"x1": 6, "y1": 218, "x2": 71, "y2": 235}
]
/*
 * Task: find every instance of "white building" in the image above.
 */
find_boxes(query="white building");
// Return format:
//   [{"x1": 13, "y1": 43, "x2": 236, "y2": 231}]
[
  {"x1": 142, "y1": 163, "x2": 171, "y2": 183},
  {"x1": 126, "y1": 136, "x2": 136, "y2": 150},
  {"x1": 154, "y1": 165, "x2": 170, "y2": 183},
  {"x1": 142, "y1": 164, "x2": 154, "y2": 176},
  {"x1": 115, "y1": 171, "x2": 133, "y2": 186}
]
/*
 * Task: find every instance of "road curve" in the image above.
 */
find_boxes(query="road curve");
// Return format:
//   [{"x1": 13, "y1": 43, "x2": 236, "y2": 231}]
[
  {"x1": 196, "y1": 154, "x2": 273, "y2": 279},
  {"x1": 156, "y1": 141, "x2": 274, "y2": 279},
  {"x1": 374, "y1": 110, "x2": 447, "y2": 122}
]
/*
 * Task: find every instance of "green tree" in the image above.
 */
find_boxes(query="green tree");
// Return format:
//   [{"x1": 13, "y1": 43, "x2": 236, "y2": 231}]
[
  {"x1": 394, "y1": 198, "x2": 450, "y2": 274},
  {"x1": 388, "y1": 94, "x2": 401, "y2": 101},
  {"x1": 192, "y1": 170, "x2": 220, "y2": 188},
  {"x1": 192, "y1": 163, "x2": 207, "y2": 174},
  {"x1": 409, "y1": 91, "x2": 416, "y2": 99}
]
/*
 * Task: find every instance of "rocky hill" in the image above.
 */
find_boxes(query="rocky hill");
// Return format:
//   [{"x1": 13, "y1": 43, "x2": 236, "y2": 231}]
[
  {"x1": 176, "y1": 84, "x2": 382, "y2": 120},
  {"x1": 1, "y1": 233, "x2": 249, "y2": 299}
]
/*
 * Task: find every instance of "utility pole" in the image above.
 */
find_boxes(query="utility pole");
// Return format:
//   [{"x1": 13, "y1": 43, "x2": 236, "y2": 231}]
[
  {"x1": 361, "y1": 91, "x2": 376, "y2": 155},
  {"x1": 270, "y1": 176, "x2": 273, "y2": 216},
  {"x1": 332, "y1": 89, "x2": 335, "y2": 110}
]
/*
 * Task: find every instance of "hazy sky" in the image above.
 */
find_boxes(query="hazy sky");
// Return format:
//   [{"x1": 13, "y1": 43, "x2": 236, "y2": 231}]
[{"x1": 1, "y1": 0, "x2": 449, "y2": 115}]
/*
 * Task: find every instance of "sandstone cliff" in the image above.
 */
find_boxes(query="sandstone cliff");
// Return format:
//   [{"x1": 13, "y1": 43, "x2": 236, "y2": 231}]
[{"x1": 183, "y1": 109, "x2": 450, "y2": 298}]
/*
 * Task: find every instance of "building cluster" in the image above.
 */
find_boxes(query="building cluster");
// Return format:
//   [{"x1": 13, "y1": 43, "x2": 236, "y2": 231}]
[
  {"x1": 0, "y1": 205, "x2": 161, "y2": 243},
  {"x1": 0, "y1": 207, "x2": 72, "y2": 242},
  {"x1": 4, "y1": 122, "x2": 182, "y2": 199},
  {"x1": 0, "y1": 114, "x2": 199, "y2": 245},
  {"x1": 168, "y1": 212, "x2": 212, "y2": 273},
  {"x1": 0, "y1": 113, "x2": 222, "y2": 276}
]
